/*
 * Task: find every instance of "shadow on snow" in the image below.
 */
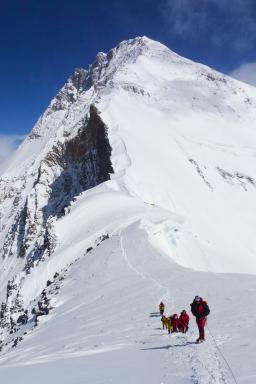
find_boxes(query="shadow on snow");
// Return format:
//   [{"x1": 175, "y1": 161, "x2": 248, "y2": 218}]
[{"x1": 141, "y1": 341, "x2": 195, "y2": 351}]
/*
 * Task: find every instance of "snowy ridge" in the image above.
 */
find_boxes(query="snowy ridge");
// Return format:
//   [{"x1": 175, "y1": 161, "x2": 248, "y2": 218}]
[{"x1": 0, "y1": 36, "x2": 256, "y2": 383}]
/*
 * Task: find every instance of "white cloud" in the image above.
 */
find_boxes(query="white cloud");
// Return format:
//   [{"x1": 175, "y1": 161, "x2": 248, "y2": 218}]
[
  {"x1": 229, "y1": 62, "x2": 256, "y2": 86},
  {"x1": 163, "y1": 0, "x2": 256, "y2": 50},
  {"x1": 163, "y1": 0, "x2": 208, "y2": 36},
  {"x1": 0, "y1": 135, "x2": 24, "y2": 174}
]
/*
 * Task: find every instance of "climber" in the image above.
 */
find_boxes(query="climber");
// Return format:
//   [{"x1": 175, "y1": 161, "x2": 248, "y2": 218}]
[
  {"x1": 166, "y1": 317, "x2": 173, "y2": 334},
  {"x1": 159, "y1": 301, "x2": 165, "y2": 315},
  {"x1": 171, "y1": 314, "x2": 179, "y2": 332},
  {"x1": 190, "y1": 296, "x2": 210, "y2": 343},
  {"x1": 161, "y1": 315, "x2": 168, "y2": 329},
  {"x1": 178, "y1": 310, "x2": 190, "y2": 333}
]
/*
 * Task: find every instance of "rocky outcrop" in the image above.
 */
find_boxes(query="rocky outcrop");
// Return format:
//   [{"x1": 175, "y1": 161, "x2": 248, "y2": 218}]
[
  {"x1": 51, "y1": 68, "x2": 88, "y2": 111},
  {"x1": 43, "y1": 104, "x2": 113, "y2": 220}
]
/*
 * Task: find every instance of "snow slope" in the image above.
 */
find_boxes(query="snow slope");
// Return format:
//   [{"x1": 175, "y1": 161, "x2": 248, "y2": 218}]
[
  {"x1": 0, "y1": 203, "x2": 255, "y2": 383},
  {"x1": 0, "y1": 36, "x2": 256, "y2": 383}
]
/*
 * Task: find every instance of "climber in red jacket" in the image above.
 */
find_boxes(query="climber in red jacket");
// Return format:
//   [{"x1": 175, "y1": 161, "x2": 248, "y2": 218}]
[
  {"x1": 171, "y1": 313, "x2": 179, "y2": 332},
  {"x1": 190, "y1": 296, "x2": 210, "y2": 343},
  {"x1": 178, "y1": 310, "x2": 190, "y2": 333}
]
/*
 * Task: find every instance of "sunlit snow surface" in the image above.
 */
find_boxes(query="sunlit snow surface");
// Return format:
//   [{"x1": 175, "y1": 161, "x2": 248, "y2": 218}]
[
  {"x1": 1, "y1": 37, "x2": 256, "y2": 383},
  {"x1": 0, "y1": 184, "x2": 255, "y2": 383}
]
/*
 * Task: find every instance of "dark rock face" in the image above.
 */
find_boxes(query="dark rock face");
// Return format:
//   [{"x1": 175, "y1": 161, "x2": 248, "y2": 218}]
[{"x1": 43, "y1": 104, "x2": 113, "y2": 219}]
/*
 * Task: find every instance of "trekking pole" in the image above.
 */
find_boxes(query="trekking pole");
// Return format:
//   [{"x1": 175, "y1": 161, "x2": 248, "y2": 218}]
[{"x1": 206, "y1": 324, "x2": 239, "y2": 384}]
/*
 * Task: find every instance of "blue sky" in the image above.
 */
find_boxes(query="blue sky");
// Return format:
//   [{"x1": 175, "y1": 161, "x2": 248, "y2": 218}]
[{"x1": 1, "y1": 0, "x2": 256, "y2": 142}]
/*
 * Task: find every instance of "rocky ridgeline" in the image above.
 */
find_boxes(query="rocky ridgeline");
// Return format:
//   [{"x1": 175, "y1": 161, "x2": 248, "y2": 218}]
[
  {"x1": 0, "y1": 37, "x2": 130, "y2": 264},
  {"x1": 0, "y1": 233, "x2": 109, "y2": 353},
  {"x1": 0, "y1": 41, "x2": 118, "y2": 355}
]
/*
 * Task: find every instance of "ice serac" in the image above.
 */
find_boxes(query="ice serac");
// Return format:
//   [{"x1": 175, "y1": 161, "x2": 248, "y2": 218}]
[{"x1": 0, "y1": 36, "x2": 256, "y2": 365}]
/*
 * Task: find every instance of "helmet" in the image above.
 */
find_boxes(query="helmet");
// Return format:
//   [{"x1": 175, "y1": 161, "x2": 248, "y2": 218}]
[{"x1": 194, "y1": 296, "x2": 201, "y2": 302}]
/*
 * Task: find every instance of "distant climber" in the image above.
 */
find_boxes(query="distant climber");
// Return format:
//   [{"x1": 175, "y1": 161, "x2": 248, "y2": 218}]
[
  {"x1": 159, "y1": 301, "x2": 165, "y2": 315},
  {"x1": 170, "y1": 314, "x2": 179, "y2": 332},
  {"x1": 178, "y1": 310, "x2": 190, "y2": 333},
  {"x1": 190, "y1": 296, "x2": 210, "y2": 343},
  {"x1": 161, "y1": 315, "x2": 173, "y2": 334},
  {"x1": 161, "y1": 315, "x2": 168, "y2": 329},
  {"x1": 166, "y1": 317, "x2": 173, "y2": 334}
]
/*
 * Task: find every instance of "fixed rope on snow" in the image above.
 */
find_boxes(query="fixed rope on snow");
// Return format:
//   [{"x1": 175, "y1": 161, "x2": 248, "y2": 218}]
[{"x1": 207, "y1": 324, "x2": 239, "y2": 384}]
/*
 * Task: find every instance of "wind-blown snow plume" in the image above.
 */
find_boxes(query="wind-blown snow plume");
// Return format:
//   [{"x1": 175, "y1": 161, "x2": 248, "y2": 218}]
[{"x1": 0, "y1": 135, "x2": 24, "y2": 174}]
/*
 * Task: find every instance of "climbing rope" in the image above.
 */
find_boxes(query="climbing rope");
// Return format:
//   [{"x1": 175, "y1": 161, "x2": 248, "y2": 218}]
[{"x1": 206, "y1": 324, "x2": 239, "y2": 384}]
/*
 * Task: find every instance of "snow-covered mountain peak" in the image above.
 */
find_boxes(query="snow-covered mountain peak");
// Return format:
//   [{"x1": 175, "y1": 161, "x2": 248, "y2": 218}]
[
  {"x1": 14, "y1": 34, "x2": 251, "y2": 156},
  {"x1": 1, "y1": 37, "x2": 177, "y2": 174},
  {"x1": 80, "y1": 35, "x2": 172, "y2": 91},
  {"x1": 113, "y1": 35, "x2": 177, "y2": 59},
  {"x1": 1, "y1": 36, "x2": 256, "y2": 381}
]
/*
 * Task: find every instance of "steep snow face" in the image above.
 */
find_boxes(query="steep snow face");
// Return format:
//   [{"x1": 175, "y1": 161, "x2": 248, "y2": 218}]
[{"x1": 0, "y1": 36, "x2": 256, "y2": 347}]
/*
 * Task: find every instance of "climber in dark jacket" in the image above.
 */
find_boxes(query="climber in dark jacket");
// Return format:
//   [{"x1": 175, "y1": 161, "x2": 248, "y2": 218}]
[
  {"x1": 190, "y1": 296, "x2": 210, "y2": 342},
  {"x1": 159, "y1": 301, "x2": 165, "y2": 316}
]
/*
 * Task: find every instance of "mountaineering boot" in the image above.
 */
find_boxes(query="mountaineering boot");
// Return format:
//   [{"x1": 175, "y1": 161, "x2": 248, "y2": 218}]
[{"x1": 196, "y1": 338, "x2": 205, "y2": 344}]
